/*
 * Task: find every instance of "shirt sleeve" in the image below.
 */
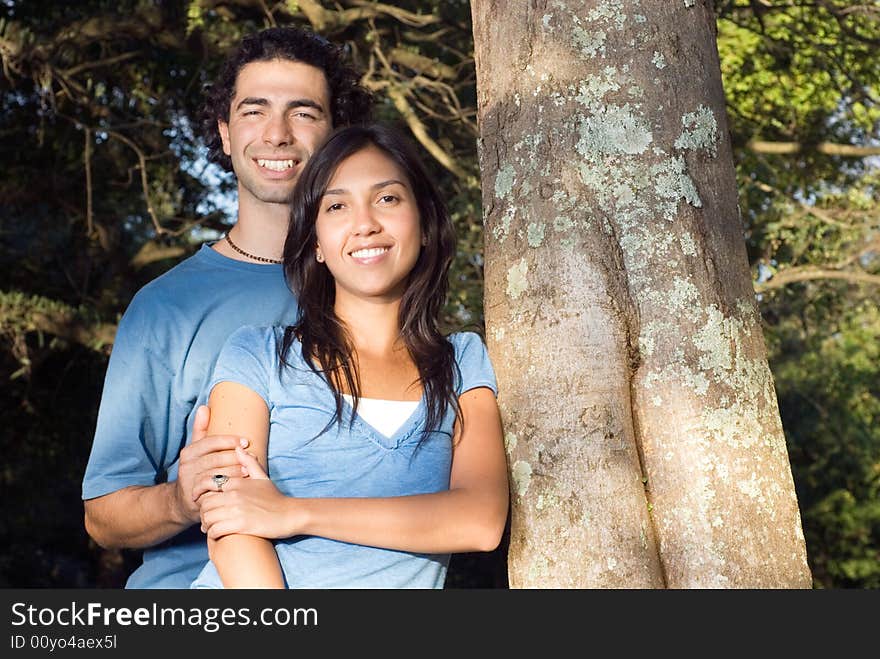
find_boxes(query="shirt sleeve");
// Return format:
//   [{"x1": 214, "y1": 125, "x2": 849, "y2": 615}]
[
  {"x1": 453, "y1": 332, "x2": 498, "y2": 396},
  {"x1": 82, "y1": 291, "x2": 185, "y2": 500},
  {"x1": 208, "y1": 326, "x2": 276, "y2": 408}
]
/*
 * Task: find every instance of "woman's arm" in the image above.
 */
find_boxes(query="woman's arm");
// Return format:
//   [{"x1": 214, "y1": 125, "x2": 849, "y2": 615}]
[
  {"x1": 198, "y1": 381, "x2": 285, "y2": 588},
  {"x1": 199, "y1": 386, "x2": 510, "y2": 554}
]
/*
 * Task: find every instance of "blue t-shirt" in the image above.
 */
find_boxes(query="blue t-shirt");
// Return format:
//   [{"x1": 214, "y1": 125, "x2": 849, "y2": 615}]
[
  {"x1": 191, "y1": 327, "x2": 497, "y2": 589},
  {"x1": 82, "y1": 245, "x2": 298, "y2": 589}
]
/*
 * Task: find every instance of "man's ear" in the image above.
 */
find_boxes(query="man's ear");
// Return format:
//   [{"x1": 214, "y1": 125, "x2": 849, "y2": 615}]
[{"x1": 218, "y1": 119, "x2": 231, "y2": 156}]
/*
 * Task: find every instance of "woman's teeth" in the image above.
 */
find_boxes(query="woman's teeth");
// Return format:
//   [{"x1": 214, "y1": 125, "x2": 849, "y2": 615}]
[{"x1": 351, "y1": 247, "x2": 389, "y2": 259}]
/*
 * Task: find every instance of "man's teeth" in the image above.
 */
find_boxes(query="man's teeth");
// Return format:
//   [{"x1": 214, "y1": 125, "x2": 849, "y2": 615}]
[
  {"x1": 257, "y1": 159, "x2": 295, "y2": 171},
  {"x1": 351, "y1": 247, "x2": 389, "y2": 259}
]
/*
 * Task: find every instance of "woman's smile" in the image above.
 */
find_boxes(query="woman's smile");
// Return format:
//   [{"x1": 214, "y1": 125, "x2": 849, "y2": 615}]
[{"x1": 349, "y1": 245, "x2": 392, "y2": 264}]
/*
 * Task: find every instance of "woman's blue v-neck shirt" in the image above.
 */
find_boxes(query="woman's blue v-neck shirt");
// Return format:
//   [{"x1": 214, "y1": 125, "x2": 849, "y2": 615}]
[{"x1": 191, "y1": 326, "x2": 497, "y2": 589}]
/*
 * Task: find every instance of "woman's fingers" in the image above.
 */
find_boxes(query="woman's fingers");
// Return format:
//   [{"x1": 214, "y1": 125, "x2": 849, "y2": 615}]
[
  {"x1": 236, "y1": 446, "x2": 269, "y2": 480},
  {"x1": 200, "y1": 506, "x2": 241, "y2": 539},
  {"x1": 206, "y1": 520, "x2": 239, "y2": 540}
]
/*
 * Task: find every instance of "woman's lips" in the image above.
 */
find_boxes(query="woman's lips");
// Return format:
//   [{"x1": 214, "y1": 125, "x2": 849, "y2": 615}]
[{"x1": 349, "y1": 246, "x2": 391, "y2": 264}]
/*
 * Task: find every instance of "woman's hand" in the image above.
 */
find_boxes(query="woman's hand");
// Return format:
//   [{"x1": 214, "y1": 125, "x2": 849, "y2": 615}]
[{"x1": 198, "y1": 447, "x2": 298, "y2": 541}]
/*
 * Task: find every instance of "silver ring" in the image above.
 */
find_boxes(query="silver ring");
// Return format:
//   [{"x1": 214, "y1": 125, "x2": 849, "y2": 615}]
[{"x1": 212, "y1": 474, "x2": 229, "y2": 492}]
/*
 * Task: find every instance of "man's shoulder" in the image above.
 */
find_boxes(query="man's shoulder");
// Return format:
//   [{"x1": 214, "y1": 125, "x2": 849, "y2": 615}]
[
  {"x1": 134, "y1": 245, "x2": 212, "y2": 300},
  {"x1": 115, "y1": 246, "x2": 217, "y2": 334},
  {"x1": 126, "y1": 244, "x2": 248, "y2": 313}
]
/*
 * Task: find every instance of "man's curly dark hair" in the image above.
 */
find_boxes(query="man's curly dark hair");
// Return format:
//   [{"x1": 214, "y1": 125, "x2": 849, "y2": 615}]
[{"x1": 201, "y1": 27, "x2": 373, "y2": 172}]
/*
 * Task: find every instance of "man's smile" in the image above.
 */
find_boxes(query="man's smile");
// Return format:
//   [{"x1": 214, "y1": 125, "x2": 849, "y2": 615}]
[{"x1": 256, "y1": 158, "x2": 298, "y2": 171}]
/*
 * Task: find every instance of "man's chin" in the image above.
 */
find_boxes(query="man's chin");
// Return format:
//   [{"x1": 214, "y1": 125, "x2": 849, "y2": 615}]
[
  {"x1": 250, "y1": 186, "x2": 297, "y2": 205},
  {"x1": 258, "y1": 193, "x2": 295, "y2": 204}
]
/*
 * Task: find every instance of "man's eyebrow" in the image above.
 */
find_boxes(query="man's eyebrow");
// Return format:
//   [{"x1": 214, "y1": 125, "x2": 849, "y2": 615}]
[
  {"x1": 233, "y1": 98, "x2": 326, "y2": 113},
  {"x1": 235, "y1": 97, "x2": 269, "y2": 111},
  {"x1": 286, "y1": 99, "x2": 325, "y2": 113},
  {"x1": 323, "y1": 180, "x2": 407, "y2": 196}
]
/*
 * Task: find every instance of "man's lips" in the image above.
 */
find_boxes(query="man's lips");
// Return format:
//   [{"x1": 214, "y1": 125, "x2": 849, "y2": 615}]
[
  {"x1": 255, "y1": 157, "x2": 298, "y2": 171},
  {"x1": 251, "y1": 156, "x2": 301, "y2": 178}
]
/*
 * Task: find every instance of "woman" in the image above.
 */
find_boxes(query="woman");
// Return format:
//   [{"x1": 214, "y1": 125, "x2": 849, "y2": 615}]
[{"x1": 190, "y1": 124, "x2": 509, "y2": 588}]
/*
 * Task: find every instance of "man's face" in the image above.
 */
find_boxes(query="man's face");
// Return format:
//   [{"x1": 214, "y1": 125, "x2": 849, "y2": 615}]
[{"x1": 219, "y1": 59, "x2": 333, "y2": 206}]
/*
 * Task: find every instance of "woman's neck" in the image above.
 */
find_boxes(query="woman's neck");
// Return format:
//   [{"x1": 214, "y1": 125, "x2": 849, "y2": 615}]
[
  {"x1": 334, "y1": 295, "x2": 404, "y2": 357},
  {"x1": 331, "y1": 290, "x2": 421, "y2": 401}
]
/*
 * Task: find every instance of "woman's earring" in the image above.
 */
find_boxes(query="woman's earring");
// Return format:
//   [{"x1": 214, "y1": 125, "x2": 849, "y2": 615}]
[{"x1": 316, "y1": 250, "x2": 325, "y2": 263}]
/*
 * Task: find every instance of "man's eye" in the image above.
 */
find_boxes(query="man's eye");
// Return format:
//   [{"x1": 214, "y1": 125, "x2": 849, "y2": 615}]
[
  {"x1": 242, "y1": 110, "x2": 261, "y2": 116},
  {"x1": 294, "y1": 111, "x2": 317, "y2": 121}
]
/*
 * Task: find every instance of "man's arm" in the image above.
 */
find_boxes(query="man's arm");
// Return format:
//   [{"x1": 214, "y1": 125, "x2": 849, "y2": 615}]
[{"x1": 83, "y1": 406, "x2": 248, "y2": 549}]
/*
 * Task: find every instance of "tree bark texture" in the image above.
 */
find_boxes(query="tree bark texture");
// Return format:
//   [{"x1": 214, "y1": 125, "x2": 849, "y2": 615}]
[{"x1": 471, "y1": 0, "x2": 812, "y2": 588}]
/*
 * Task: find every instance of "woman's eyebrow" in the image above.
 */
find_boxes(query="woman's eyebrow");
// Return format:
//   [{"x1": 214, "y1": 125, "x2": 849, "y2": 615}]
[
  {"x1": 323, "y1": 179, "x2": 406, "y2": 196},
  {"x1": 371, "y1": 179, "x2": 406, "y2": 190}
]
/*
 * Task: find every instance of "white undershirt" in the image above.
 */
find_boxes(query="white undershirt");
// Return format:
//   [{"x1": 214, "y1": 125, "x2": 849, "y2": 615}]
[{"x1": 341, "y1": 394, "x2": 420, "y2": 438}]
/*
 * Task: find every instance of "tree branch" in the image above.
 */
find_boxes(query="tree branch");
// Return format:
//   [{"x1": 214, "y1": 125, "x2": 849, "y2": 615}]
[
  {"x1": 756, "y1": 267, "x2": 880, "y2": 292},
  {"x1": 130, "y1": 242, "x2": 188, "y2": 270},
  {"x1": 295, "y1": 0, "x2": 441, "y2": 31},
  {"x1": 749, "y1": 180, "x2": 856, "y2": 228},
  {"x1": 389, "y1": 47, "x2": 456, "y2": 79},
  {"x1": 62, "y1": 51, "x2": 141, "y2": 77},
  {"x1": 747, "y1": 140, "x2": 880, "y2": 157},
  {"x1": 0, "y1": 290, "x2": 117, "y2": 354},
  {"x1": 386, "y1": 84, "x2": 468, "y2": 180},
  {"x1": 82, "y1": 127, "x2": 99, "y2": 247},
  {"x1": 104, "y1": 130, "x2": 165, "y2": 236}
]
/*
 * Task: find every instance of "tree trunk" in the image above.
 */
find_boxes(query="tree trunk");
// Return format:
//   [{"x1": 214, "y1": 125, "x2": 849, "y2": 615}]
[{"x1": 471, "y1": 0, "x2": 812, "y2": 588}]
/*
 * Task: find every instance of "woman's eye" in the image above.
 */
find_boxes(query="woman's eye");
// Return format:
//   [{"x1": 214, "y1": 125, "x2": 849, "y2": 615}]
[
  {"x1": 326, "y1": 202, "x2": 344, "y2": 212},
  {"x1": 378, "y1": 195, "x2": 398, "y2": 204}
]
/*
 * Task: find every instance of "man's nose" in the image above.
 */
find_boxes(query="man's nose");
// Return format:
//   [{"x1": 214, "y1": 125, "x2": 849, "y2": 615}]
[{"x1": 263, "y1": 114, "x2": 294, "y2": 147}]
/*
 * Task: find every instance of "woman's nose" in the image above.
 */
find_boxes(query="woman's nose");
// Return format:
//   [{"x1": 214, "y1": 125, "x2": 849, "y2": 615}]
[{"x1": 351, "y1": 206, "x2": 381, "y2": 235}]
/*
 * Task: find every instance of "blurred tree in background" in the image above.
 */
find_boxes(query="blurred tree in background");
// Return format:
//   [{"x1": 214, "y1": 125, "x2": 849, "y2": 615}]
[{"x1": 0, "y1": 0, "x2": 876, "y2": 588}]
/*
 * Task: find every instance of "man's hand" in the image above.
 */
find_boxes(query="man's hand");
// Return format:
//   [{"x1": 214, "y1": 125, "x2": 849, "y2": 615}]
[{"x1": 172, "y1": 405, "x2": 249, "y2": 524}]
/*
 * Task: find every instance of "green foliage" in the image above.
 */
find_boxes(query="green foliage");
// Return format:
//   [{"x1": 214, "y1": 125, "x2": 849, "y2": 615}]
[
  {"x1": 718, "y1": 1, "x2": 880, "y2": 146},
  {"x1": 766, "y1": 296, "x2": 880, "y2": 587}
]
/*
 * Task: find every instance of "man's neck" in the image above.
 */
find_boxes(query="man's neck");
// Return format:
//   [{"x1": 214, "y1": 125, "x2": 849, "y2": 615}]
[{"x1": 213, "y1": 195, "x2": 289, "y2": 263}]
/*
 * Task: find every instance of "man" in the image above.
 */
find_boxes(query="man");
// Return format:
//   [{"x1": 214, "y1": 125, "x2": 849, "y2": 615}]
[{"x1": 82, "y1": 27, "x2": 372, "y2": 588}]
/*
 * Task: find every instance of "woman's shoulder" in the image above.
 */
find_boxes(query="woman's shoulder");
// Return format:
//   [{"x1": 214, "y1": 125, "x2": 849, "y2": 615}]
[
  {"x1": 446, "y1": 330, "x2": 489, "y2": 358},
  {"x1": 225, "y1": 324, "x2": 287, "y2": 348},
  {"x1": 446, "y1": 331, "x2": 496, "y2": 393}
]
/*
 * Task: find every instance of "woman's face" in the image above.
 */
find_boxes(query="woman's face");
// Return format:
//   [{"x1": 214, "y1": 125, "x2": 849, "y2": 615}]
[{"x1": 314, "y1": 145, "x2": 423, "y2": 304}]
